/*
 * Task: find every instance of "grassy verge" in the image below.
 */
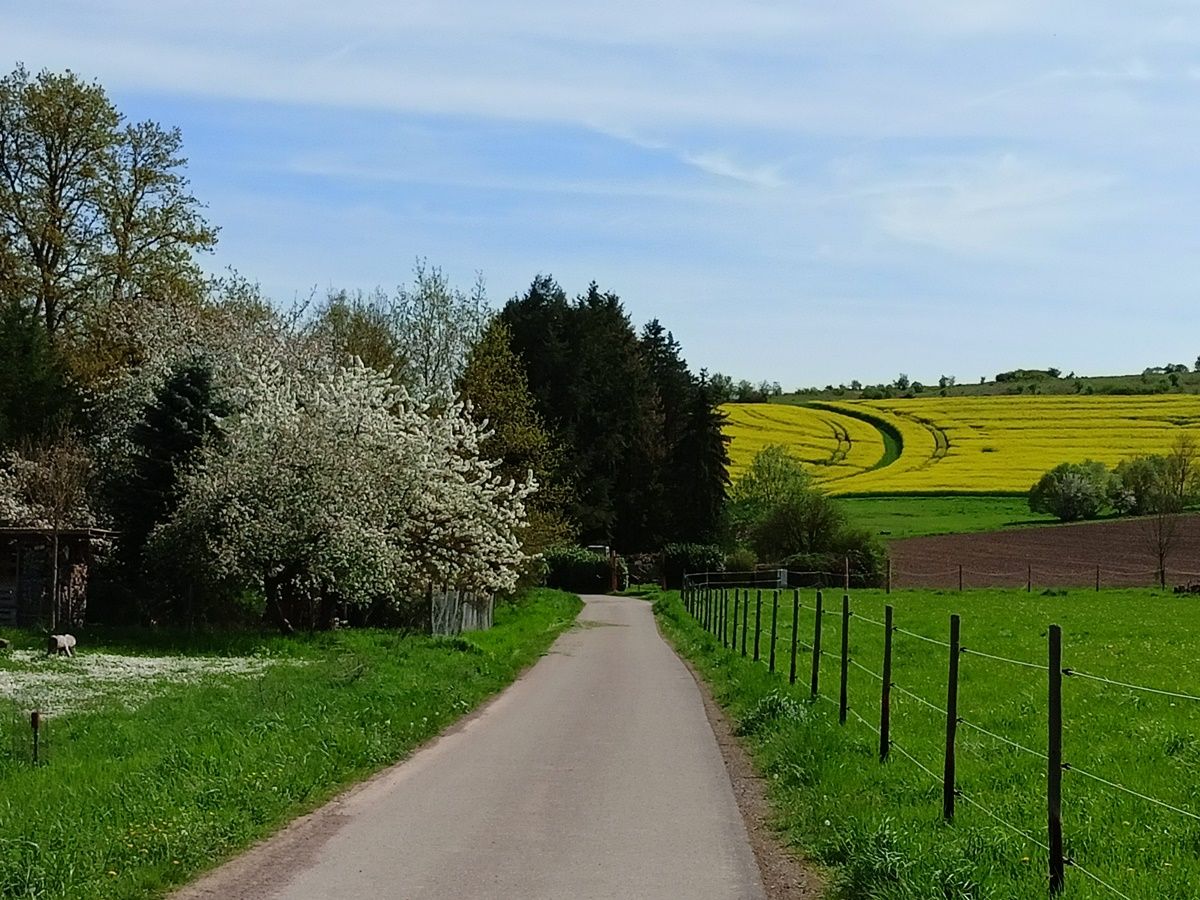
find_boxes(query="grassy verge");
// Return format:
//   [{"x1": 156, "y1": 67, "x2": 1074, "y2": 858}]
[
  {"x1": 840, "y1": 495, "x2": 1052, "y2": 538},
  {"x1": 655, "y1": 586, "x2": 1200, "y2": 898},
  {"x1": 0, "y1": 588, "x2": 581, "y2": 899}
]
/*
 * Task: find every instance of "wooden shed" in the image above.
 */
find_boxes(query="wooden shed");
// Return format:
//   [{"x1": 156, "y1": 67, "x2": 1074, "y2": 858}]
[{"x1": 0, "y1": 528, "x2": 110, "y2": 628}]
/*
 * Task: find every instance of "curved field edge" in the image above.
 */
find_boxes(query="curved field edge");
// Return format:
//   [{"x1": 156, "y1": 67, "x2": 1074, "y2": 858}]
[
  {"x1": 721, "y1": 403, "x2": 885, "y2": 483},
  {"x1": 806, "y1": 402, "x2": 900, "y2": 472},
  {"x1": 0, "y1": 589, "x2": 582, "y2": 900}
]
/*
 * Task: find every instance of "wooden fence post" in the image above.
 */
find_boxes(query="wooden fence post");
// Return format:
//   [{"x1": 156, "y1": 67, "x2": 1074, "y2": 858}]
[
  {"x1": 30, "y1": 711, "x2": 40, "y2": 765},
  {"x1": 1027, "y1": 564, "x2": 1032, "y2": 593},
  {"x1": 843, "y1": 556, "x2": 850, "y2": 591},
  {"x1": 880, "y1": 604, "x2": 893, "y2": 763},
  {"x1": 1048, "y1": 624, "x2": 1065, "y2": 895},
  {"x1": 789, "y1": 589, "x2": 800, "y2": 685},
  {"x1": 943, "y1": 614, "x2": 961, "y2": 820},
  {"x1": 811, "y1": 590, "x2": 823, "y2": 699},
  {"x1": 1095, "y1": 565, "x2": 1100, "y2": 592},
  {"x1": 768, "y1": 590, "x2": 779, "y2": 673},
  {"x1": 839, "y1": 593, "x2": 850, "y2": 725},
  {"x1": 886, "y1": 558, "x2": 892, "y2": 594},
  {"x1": 958, "y1": 564, "x2": 963, "y2": 592},
  {"x1": 741, "y1": 589, "x2": 749, "y2": 657},
  {"x1": 753, "y1": 590, "x2": 763, "y2": 661},
  {"x1": 732, "y1": 590, "x2": 741, "y2": 652}
]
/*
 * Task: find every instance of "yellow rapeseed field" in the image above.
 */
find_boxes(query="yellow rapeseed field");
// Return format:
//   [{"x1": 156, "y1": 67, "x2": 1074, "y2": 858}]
[
  {"x1": 721, "y1": 403, "x2": 884, "y2": 482},
  {"x1": 723, "y1": 396, "x2": 1200, "y2": 493}
]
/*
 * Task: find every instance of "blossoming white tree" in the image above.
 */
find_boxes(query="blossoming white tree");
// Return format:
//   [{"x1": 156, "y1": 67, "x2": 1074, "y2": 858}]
[{"x1": 155, "y1": 360, "x2": 534, "y2": 631}]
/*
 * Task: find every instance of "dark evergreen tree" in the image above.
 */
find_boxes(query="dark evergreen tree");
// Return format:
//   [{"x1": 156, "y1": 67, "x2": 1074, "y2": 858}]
[
  {"x1": 500, "y1": 275, "x2": 574, "y2": 429},
  {"x1": 116, "y1": 359, "x2": 227, "y2": 574},
  {"x1": 0, "y1": 302, "x2": 77, "y2": 448},
  {"x1": 570, "y1": 284, "x2": 664, "y2": 550},
  {"x1": 501, "y1": 278, "x2": 726, "y2": 551},
  {"x1": 669, "y1": 373, "x2": 730, "y2": 543}
]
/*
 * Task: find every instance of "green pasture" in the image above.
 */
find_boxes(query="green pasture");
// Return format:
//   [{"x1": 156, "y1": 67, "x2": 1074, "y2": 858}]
[
  {"x1": 0, "y1": 589, "x2": 581, "y2": 899},
  {"x1": 840, "y1": 495, "x2": 1053, "y2": 539},
  {"x1": 659, "y1": 586, "x2": 1200, "y2": 898}
]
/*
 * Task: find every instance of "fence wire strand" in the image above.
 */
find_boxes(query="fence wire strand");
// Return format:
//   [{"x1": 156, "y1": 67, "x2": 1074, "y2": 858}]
[
  {"x1": 851, "y1": 611, "x2": 888, "y2": 629},
  {"x1": 892, "y1": 682, "x2": 948, "y2": 717},
  {"x1": 848, "y1": 658, "x2": 884, "y2": 681},
  {"x1": 1065, "y1": 859, "x2": 1135, "y2": 900},
  {"x1": 956, "y1": 791, "x2": 1049, "y2": 853},
  {"x1": 960, "y1": 646, "x2": 1046, "y2": 671},
  {"x1": 895, "y1": 626, "x2": 951, "y2": 649},
  {"x1": 888, "y1": 739, "x2": 943, "y2": 784},
  {"x1": 958, "y1": 718, "x2": 1048, "y2": 761},
  {"x1": 1064, "y1": 668, "x2": 1200, "y2": 704},
  {"x1": 1065, "y1": 764, "x2": 1200, "y2": 824},
  {"x1": 846, "y1": 705, "x2": 881, "y2": 736}
]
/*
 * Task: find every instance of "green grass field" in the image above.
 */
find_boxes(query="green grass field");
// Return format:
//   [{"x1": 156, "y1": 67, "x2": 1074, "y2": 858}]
[
  {"x1": 657, "y1": 586, "x2": 1200, "y2": 898},
  {"x1": 0, "y1": 589, "x2": 581, "y2": 899},
  {"x1": 840, "y1": 495, "x2": 1052, "y2": 539}
]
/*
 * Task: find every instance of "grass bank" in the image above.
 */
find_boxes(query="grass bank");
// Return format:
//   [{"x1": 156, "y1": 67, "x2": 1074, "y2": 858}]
[
  {"x1": 0, "y1": 588, "x2": 581, "y2": 899},
  {"x1": 656, "y1": 586, "x2": 1200, "y2": 898},
  {"x1": 840, "y1": 495, "x2": 1052, "y2": 539}
]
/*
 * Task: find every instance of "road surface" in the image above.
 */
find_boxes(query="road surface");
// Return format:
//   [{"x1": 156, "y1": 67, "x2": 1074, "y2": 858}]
[{"x1": 177, "y1": 595, "x2": 767, "y2": 900}]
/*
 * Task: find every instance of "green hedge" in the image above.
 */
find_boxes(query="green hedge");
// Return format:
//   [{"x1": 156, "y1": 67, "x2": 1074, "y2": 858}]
[
  {"x1": 662, "y1": 543, "x2": 725, "y2": 589},
  {"x1": 542, "y1": 547, "x2": 613, "y2": 593}
]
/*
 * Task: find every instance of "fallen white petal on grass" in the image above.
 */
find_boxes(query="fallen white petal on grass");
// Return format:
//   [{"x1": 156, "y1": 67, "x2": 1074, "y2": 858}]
[{"x1": 0, "y1": 651, "x2": 292, "y2": 716}]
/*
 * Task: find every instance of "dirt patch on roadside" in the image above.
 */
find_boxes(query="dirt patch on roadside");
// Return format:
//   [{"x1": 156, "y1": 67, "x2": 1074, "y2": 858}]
[{"x1": 677, "y1": 654, "x2": 826, "y2": 899}]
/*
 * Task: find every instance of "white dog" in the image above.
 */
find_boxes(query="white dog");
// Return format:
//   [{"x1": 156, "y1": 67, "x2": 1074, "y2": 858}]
[{"x1": 47, "y1": 634, "x2": 76, "y2": 657}]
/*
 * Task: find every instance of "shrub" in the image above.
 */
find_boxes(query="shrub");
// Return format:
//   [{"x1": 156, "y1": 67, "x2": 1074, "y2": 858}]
[
  {"x1": 749, "y1": 492, "x2": 845, "y2": 562},
  {"x1": 782, "y1": 549, "x2": 886, "y2": 589},
  {"x1": 1028, "y1": 460, "x2": 1111, "y2": 521},
  {"x1": 725, "y1": 546, "x2": 758, "y2": 573},
  {"x1": 661, "y1": 542, "x2": 724, "y2": 589},
  {"x1": 541, "y1": 547, "x2": 613, "y2": 593},
  {"x1": 1110, "y1": 455, "x2": 1165, "y2": 515}
]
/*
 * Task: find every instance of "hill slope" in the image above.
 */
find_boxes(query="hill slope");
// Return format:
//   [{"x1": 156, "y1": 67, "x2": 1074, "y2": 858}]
[{"x1": 723, "y1": 395, "x2": 1200, "y2": 494}]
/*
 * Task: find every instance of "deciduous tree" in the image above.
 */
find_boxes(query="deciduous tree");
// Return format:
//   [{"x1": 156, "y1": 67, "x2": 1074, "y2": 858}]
[{"x1": 0, "y1": 64, "x2": 215, "y2": 337}]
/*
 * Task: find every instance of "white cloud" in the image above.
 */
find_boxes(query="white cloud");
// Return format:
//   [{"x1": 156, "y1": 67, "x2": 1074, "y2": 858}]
[
  {"x1": 872, "y1": 154, "x2": 1114, "y2": 257},
  {"x1": 678, "y1": 152, "x2": 786, "y2": 188}
]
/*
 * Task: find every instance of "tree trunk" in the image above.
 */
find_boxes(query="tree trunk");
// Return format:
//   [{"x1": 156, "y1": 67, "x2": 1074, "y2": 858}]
[
  {"x1": 263, "y1": 573, "x2": 296, "y2": 635},
  {"x1": 50, "y1": 528, "x2": 59, "y2": 631}
]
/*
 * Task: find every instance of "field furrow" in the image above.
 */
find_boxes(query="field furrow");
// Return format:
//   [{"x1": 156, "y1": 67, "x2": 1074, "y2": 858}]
[{"x1": 724, "y1": 396, "x2": 1200, "y2": 494}]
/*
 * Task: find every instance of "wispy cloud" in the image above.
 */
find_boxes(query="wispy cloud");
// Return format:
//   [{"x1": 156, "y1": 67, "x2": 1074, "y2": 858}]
[
  {"x1": 872, "y1": 154, "x2": 1114, "y2": 257},
  {"x1": 7, "y1": 1, "x2": 1200, "y2": 383},
  {"x1": 679, "y1": 152, "x2": 786, "y2": 188}
]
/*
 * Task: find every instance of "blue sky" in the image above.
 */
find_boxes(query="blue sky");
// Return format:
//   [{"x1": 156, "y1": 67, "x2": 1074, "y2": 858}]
[{"x1": 6, "y1": 2, "x2": 1200, "y2": 386}]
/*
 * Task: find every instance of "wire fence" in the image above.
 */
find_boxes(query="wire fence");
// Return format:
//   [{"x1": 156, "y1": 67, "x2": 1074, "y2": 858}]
[
  {"x1": 684, "y1": 559, "x2": 1200, "y2": 593},
  {"x1": 680, "y1": 584, "x2": 1200, "y2": 899}
]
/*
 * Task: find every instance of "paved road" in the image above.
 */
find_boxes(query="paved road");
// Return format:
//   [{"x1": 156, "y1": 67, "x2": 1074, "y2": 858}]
[{"x1": 178, "y1": 595, "x2": 766, "y2": 900}]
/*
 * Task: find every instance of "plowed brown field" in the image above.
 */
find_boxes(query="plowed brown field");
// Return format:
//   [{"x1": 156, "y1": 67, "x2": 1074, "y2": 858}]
[{"x1": 889, "y1": 514, "x2": 1200, "y2": 589}]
